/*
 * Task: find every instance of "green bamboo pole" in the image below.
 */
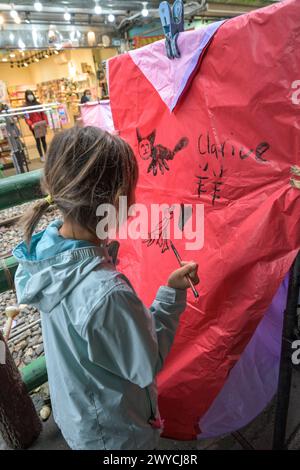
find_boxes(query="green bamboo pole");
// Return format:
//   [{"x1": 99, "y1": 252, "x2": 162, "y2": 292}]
[
  {"x1": 0, "y1": 169, "x2": 42, "y2": 211},
  {"x1": 0, "y1": 261, "x2": 48, "y2": 390},
  {"x1": 0, "y1": 258, "x2": 48, "y2": 389},
  {"x1": 21, "y1": 355, "x2": 48, "y2": 393}
]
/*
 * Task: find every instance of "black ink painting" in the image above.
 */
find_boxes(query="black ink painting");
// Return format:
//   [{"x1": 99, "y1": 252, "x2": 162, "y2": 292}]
[
  {"x1": 196, "y1": 160, "x2": 224, "y2": 206},
  {"x1": 136, "y1": 128, "x2": 189, "y2": 176},
  {"x1": 143, "y1": 208, "x2": 174, "y2": 253},
  {"x1": 178, "y1": 203, "x2": 193, "y2": 231},
  {"x1": 196, "y1": 131, "x2": 270, "y2": 205},
  {"x1": 144, "y1": 204, "x2": 193, "y2": 254}
]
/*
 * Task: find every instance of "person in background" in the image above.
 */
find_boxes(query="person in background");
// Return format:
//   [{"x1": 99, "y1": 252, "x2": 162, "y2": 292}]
[
  {"x1": 24, "y1": 90, "x2": 48, "y2": 162},
  {"x1": 80, "y1": 89, "x2": 92, "y2": 104}
]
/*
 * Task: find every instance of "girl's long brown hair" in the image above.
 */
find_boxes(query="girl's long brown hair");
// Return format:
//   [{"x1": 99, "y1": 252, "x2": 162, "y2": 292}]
[{"x1": 22, "y1": 126, "x2": 138, "y2": 246}]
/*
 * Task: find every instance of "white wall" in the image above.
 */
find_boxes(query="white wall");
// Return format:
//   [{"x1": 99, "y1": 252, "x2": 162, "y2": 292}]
[
  {"x1": 0, "y1": 48, "x2": 96, "y2": 88},
  {"x1": 0, "y1": 64, "x2": 33, "y2": 87}
]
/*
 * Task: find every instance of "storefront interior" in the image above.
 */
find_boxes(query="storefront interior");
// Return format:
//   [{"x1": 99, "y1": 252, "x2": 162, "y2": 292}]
[{"x1": 0, "y1": 0, "x2": 274, "y2": 175}]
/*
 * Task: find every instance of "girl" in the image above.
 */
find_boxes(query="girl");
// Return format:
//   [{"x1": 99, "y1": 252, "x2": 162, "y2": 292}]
[
  {"x1": 24, "y1": 90, "x2": 48, "y2": 162},
  {"x1": 13, "y1": 126, "x2": 199, "y2": 450}
]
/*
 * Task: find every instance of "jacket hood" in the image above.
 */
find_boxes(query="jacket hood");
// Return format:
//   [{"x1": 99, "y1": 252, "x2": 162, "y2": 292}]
[{"x1": 13, "y1": 219, "x2": 111, "y2": 312}]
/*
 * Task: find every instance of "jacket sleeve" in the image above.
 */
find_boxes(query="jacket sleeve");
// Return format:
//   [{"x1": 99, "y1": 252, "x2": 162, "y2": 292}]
[
  {"x1": 149, "y1": 285, "x2": 186, "y2": 369},
  {"x1": 14, "y1": 264, "x2": 30, "y2": 304},
  {"x1": 82, "y1": 283, "x2": 186, "y2": 388},
  {"x1": 24, "y1": 113, "x2": 32, "y2": 129}
]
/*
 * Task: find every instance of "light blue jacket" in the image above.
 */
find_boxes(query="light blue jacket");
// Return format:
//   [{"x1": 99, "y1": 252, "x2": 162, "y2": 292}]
[{"x1": 13, "y1": 220, "x2": 186, "y2": 450}]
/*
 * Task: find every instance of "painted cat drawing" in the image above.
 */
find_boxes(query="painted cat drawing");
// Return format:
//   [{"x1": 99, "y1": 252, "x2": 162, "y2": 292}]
[{"x1": 136, "y1": 128, "x2": 189, "y2": 176}]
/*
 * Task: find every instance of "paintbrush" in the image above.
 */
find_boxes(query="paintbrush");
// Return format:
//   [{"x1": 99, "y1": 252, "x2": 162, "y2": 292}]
[{"x1": 169, "y1": 240, "x2": 199, "y2": 299}]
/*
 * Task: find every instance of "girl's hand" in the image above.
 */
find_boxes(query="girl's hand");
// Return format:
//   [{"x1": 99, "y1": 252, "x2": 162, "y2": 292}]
[{"x1": 167, "y1": 261, "x2": 199, "y2": 291}]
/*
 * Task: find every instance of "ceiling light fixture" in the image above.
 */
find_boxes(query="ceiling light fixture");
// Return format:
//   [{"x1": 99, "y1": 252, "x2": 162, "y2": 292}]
[
  {"x1": 108, "y1": 13, "x2": 115, "y2": 23},
  {"x1": 34, "y1": 2, "x2": 43, "y2": 12},
  {"x1": 141, "y1": 2, "x2": 149, "y2": 17},
  {"x1": 0, "y1": 15, "x2": 5, "y2": 26},
  {"x1": 64, "y1": 8, "x2": 71, "y2": 21},
  {"x1": 94, "y1": 1, "x2": 102, "y2": 15},
  {"x1": 18, "y1": 38, "x2": 25, "y2": 50},
  {"x1": 10, "y1": 5, "x2": 18, "y2": 20}
]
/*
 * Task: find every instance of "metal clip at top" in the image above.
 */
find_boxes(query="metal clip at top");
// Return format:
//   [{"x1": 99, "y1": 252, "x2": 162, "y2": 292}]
[{"x1": 159, "y1": 0, "x2": 184, "y2": 60}]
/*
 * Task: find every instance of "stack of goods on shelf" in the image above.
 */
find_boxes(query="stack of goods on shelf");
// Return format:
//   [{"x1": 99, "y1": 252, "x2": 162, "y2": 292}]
[
  {"x1": 36, "y1": 76, "x2": 91, "y2": 123},
  {"x1": 8, "y1": 85, "x2": 38, "y2": 108}
]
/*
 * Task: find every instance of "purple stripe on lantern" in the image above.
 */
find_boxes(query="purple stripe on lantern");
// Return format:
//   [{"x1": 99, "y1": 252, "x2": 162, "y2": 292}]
[
  {"x1": 170, "y1": 21, "x2": 224, "y2": 111},
  {"x1": 198, "y1": 274, "x2": 288, "y2": 438}
]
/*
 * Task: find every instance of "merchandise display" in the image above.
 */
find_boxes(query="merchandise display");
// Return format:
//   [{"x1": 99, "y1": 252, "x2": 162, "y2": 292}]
[
  {"x1": 0, "y1": 105, "x2": 29, "y2": 171},
  {"x1": 8, "y1": 85, "x2": 38, "y2": 108}
]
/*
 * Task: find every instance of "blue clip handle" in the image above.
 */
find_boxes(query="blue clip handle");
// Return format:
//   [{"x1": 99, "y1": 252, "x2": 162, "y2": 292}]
[{"x1": 159, "y1": 0, "x2": 184, "y2": 60}]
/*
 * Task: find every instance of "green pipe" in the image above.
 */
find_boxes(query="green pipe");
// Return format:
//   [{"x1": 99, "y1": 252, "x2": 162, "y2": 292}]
[
  {"x1": 1, "y1": 260, "x2": 48, "y2": 391},
  {"x1": 0, "y1": 256, "x2": 18, "y2": 293},
  {"x1": 21, "y1": 355, "x2": 48, "y2": 393},
  {"x1": 0, "y1": 169, "x2": 42, "y2": 211},
  {"x1": 0, "y1": 258, "x2": 48, "y2": 391}
]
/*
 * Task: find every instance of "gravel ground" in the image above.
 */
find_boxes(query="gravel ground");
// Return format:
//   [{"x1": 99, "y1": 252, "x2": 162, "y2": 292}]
[
  {"x1": 0, "y1": 201, "x2": 60, "y2": 367},
  {"x1": 0, "y1": 202, "x2": 60, "y2": 257},
  {"x1": 0, "y1": 202, "x2": 33, "y2": 223}
]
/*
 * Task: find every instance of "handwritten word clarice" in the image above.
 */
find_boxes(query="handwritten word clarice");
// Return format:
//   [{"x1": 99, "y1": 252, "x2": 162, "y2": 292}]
[{"x1": 198, "y1": 132, "x2": 270, "y2": 162}]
